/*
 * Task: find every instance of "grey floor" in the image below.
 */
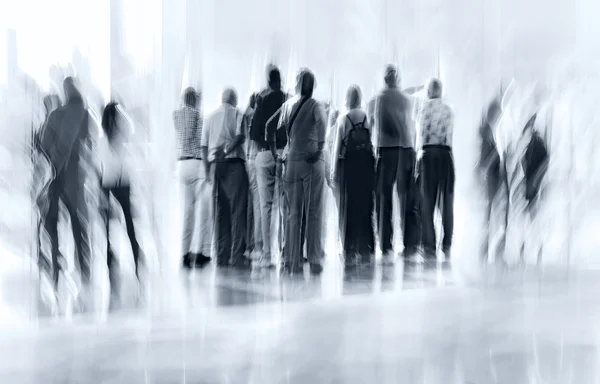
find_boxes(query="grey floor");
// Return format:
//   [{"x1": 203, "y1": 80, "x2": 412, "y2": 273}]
[{"x1": 1, "y1": 251, "x2": 599, "y2": 383}]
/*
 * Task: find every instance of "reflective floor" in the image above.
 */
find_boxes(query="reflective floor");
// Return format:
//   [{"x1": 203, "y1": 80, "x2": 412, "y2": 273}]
[{"x1": 3, "y1": 248, "x2": 600, "y2": 383}]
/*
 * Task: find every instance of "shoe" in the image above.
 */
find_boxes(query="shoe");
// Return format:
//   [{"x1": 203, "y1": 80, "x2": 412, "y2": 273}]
[
  {"x1": 258, "y1": 257, "x2": 275, "y2": 268},
  {"x1": 182, "y1": 253, "x2": 193, "y2": 269},
  {"x1": 191, "y1": 253, "x2": 212, "y2": 268},
  {"x1": 309, "y1": 263, "x2": 323, "y2": 275},
  {"x1": 442, "y1": 246, "x2": 451, "y2": 261},
  {"x1": 381, "y1": 252, "x2": 395, "y2": 266},
  {"x1": 402, "y1": 246, "x2": 419, "y2": 259}
]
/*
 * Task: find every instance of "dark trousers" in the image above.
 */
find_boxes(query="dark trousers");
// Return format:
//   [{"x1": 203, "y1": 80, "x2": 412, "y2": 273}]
[
  {"x1": 43, "y1": 171, "x2": 90, "y2": 288},
  {"x1": 102, "y1": 185, "x2": 142, "y2": 291},
  {"x1": 341, "y1": 153, "x2": 375, "y2": 258},
  {"x1": 214, "y1": 159, "x2": 249, "y2": 264},
  {"x1": 375, "y1": 147, "x2": 417, "y2": 255},
  {"x1": 420, "y1": 145, "x2": 455, "y2": 253}
]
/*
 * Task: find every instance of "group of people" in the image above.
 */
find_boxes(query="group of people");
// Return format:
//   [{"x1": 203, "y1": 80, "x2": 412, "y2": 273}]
[
  {"x1": 175, "y1": 63, "x2": 460, "y2": 275},
  {"x1": 31, "y1": 62, "x2": 551, "y2": 308}
]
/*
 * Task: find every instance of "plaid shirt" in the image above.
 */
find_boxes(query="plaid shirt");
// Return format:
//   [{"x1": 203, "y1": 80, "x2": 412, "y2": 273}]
[
  {"x1": 419, "y1": 98, "x2": 453, "y2": 147},
  {"x1": 173, "y1": 105, "x2": 203, "y2": 159}
]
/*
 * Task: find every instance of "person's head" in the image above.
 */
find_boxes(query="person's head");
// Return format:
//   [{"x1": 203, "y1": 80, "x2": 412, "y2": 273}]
[
  {"x1": 221, "y1": 87, "x2": 238, "y2": 107},
  {"x1": 268, "y1": 66, "x2": 282, "y2": 90},
  {"x1": 296, "y1": 68, "x2": 316, "y2": 98},
  {"x1": 63, "y1": 77, "x2": 83, "y2": 104},
  {"x1": 345, "y1": 85, "x2": 362, "y2": 109},
  {"x1": 183, "y1": 87, "x2": 199, "y2": 107},
  {"x1": 383, "y1": 64, "x2": 399, "y2": 88},
  {"x1": 101, "y1": 101, "x2": 119, "y2": 142},
  {"x1": 427, "y1": 78, "x2": 443, "y2": 99},
  {"x1": 485, "y1": 99, "x2": 502, "y2": 127}
]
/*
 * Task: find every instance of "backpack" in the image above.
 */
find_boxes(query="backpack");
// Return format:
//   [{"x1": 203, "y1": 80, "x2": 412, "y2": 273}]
[{"x1": 345, "y1": 116, "x2": 372, "y2": 154}]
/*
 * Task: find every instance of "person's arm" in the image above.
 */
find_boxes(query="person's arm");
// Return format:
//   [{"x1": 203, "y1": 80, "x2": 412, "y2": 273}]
[
  {"x1": 251, "y1": 95, "x2": 263, "y2": 143},
  {"x1": 404, "y1": 85, "x2": 425, "y2": 95},
  {"x1": 224, "y1": 111, "x2": 246, "y2": 156},
  {"x1": 330, "y1": 116, "x2": 344, "y2": 179},
  {"x1": 306, "y1": 102, "x2": 326, "y2": 163},
  {"x1": 201, "y1": 114, "x2": 210, "y2": 171}
]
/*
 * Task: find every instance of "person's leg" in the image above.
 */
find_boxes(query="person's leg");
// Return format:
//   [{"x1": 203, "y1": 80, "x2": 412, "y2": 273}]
[
  {"x1": 337, "y1": 159, "x2": 347, "y2": 257},
  {"x1": 420, "y1": 150, "x2": 439, "y2": 258},
  {"x1": 213, "y1": 163, "x2": 232, "y2": 265},
  {"x1": 246, "y1": 156, "x2": 262, "y2": 255},
  {"x1": 283, "y1": 160, "x2": 305, "y2": 270},
  {"x1": 63, "y1": 186, "x2": 91, "y2": 288},
  {"x1": 440, "y1": 151, "x2": 455, "y2": 257},
  {"x1": 376, "y1": 148, "x2": 398, "y2": 261},
  {"x1": 396, "y1": 148, "x2": 416, "y2": 251},
  {"x1": 43, "y1": 181, "x2": 61, "y2": 289},
  {"x1": 178, "y1": 161, "x2": 199, "y2": 265},
  {"x1": 225, "y1": 161, "x2": 249, "y2": 265},
  {"x1": 101, "y1": 188, "x2": 119, "y2": 294},
  {"x1": 196, "y1": 162, "x2": 213, "y2": 259},
  {"x1": 354, "y1": 155, "x2": 376, "y2": 261},
  {"x1": 112, "y1": 186, "x2": 143, "y2": 277},
  {"x1": 255, "y1": 151, "x2": 277, "y2": 265},
  {"x1": 304, "y1": 160, "x2": 326, "y2": 271}
]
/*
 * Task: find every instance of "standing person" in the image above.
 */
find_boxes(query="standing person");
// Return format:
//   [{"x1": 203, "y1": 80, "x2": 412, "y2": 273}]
[
  {"x1": 279, "y1": 69, "x2": 327, "y2": 275},
  {"x1": 173, "y1": 87, "x2": 212, "y2": 269},
  {"x1": 38, "y1": 77, "x2": 92, "y2": 294},
  {"x1": 331, "y1": 85, "x2": 375, "y2": 267},
  {"x1": 98, "y1": 102, "x2": 145, "y2": 297},
  {"x1": 373, "y1": 65, "x2": 417, "y2": 265},
  {"x1": 418, "y1": 79, "x2": 455, "y2": 261},
  {"x1": 477, "y1": 98, "x2": 503, "y2": 263},
  {"x1": 201, "y1": 88, "x2": 250, "y2": 269},
  {"x1": 252, "y1": 66, "x2": 290, "y2": 268},
  {"x1": 243, "y1": 93, "x2": 262, "y2": 260}
]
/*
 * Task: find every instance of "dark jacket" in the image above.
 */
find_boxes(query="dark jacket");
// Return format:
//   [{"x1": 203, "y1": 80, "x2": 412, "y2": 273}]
[
  {"x1": 39, "y1": 98, "x2": 90, "y2": 178},
  {"x1": 522, "y1": 130, "x2": 549, "y2": 201},
  {"x1": 251, "y1": 87, "x2": 289, "y2": 150}
]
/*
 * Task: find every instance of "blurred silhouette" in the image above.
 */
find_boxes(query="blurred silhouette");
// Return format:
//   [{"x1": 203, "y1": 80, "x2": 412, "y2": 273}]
[
  {"x1": 173, "y1": 87, "x2": 212, "y2": 269},
  {"x1": 99, "y1": 101, "x2": 145, "y2": 300},
  {"x1": 279, "y1": 69, "x2": 326, "y2": 275},
  {"x1": 331, "y1": 85, "x2": 375, "y2": 267},
  {"x1": 37, "y1": 77, "x2": 92, "y2": 295},
  {"x1": 202, "y1": 88, "x2": 249, "y2": 269}
]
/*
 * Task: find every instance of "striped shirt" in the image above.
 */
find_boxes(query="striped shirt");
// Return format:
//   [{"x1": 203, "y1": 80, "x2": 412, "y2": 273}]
[{"x1": 173, "y1": 105, "x2": 203, "y2": 159}]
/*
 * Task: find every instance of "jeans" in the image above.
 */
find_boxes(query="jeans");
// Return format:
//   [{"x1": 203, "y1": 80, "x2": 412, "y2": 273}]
[
  {"x1": 255, "y1": 150, "x2": 283, "y2": 261},
  {"x1": 178, "y1": 159, "x2": 212, "y2": 257},
  {"x1": 246, "y1": 155, "x2": 262, "y2": 253}
]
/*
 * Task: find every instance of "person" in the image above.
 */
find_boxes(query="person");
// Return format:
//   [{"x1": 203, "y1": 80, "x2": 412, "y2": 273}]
[
  {"x1": 477, "y1": 98, "x2": 503, "y2": 263},
  {"x1": 331, "y1": 85, "x2": 375, "y2": 267},
  {"x1": 98, "y1": 101, "x2": 145, "y2": 298},
  {"x1": 173, "y1": 87, "x2": 212, "y2": 269},
  {"x1": 38, "y1": 77, "x2": 92, "y2": 294},
  {"x1": 520, "y1": 110, "x2": 549, "y2": 265},
  {"x1": 418, "y1": 79, "x2": 455, "y2": 261},
  {"x1": 243, "y1": 92, "x2": 263, "y2": 261},
  {"x1": 252, "y1": 66, "x2": 290, "y2": 268},
  {"x1": 201, "y1": 88, "x2": 250, "y2": 269},
  {"x1": 278, "y1": 69, "x2": 327, "y2": 275},
  {"x1": 373, "y1": 65, "x2": 418, "y2": 264}
]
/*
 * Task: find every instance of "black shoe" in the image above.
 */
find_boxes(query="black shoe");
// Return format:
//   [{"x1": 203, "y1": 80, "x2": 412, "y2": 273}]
[
  {"x1": 191, "y1": 253, "x2": 212, "y2": 268},
  {"x1": 309, "y1": 263, "x2": 323, "y2": 275},
  {"x1": 442, "y1": 246, "x2": 451, "y2": 260},
  {"x1": 182, "y1": 254, "x2": 193, "y2": 269}
]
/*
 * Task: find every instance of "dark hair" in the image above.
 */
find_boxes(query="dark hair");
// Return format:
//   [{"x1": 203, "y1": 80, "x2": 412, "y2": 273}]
[
  {"x1": 222, "y1": 87, "x2": 238, "y2": 106},
  {"x1": 183, "y1": 87, "x2": 198, "y2": 107},
  {"x1": 297, "y1": 69, "x2": 316, "y2": 98},
  {"x1": 102, "y1": 102, "x2": 119, "y2": 142},
  {"x1": 384, "y1": 64, "x2": 398, "y2": 87},
  {"x1": 428, "y1": 78, "x2": 443, "y2": 99},
  {"x1": 268, "y1": 67, "x2": 282, "y2": 90},
  {"x1": 248, "y1": 93, "x2": 258, "y2": 109}
]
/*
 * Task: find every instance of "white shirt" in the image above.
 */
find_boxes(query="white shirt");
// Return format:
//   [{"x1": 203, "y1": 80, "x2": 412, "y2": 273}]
[
  {"x1": 98, "y1": 112, "x2": 133, "y2": 188},
  {"x1": 201, "y1": 104, "x2": 245, "y2": 162}
]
